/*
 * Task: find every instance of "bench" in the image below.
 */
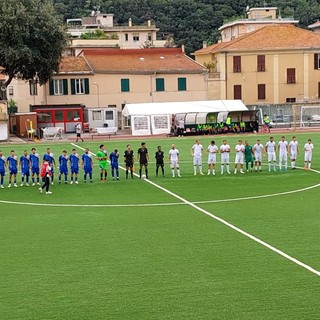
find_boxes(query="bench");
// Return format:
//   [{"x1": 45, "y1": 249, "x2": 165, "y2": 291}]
[
  {"x1": 41, "y1": 127, "x2": 63, "y2": 140},
  {"x1": 90, "y1": 127, "x2": 118, "y2": 140}
]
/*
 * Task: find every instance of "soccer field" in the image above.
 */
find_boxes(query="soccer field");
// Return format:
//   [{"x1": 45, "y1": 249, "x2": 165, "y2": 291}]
[{"x1": 1, "y1": 132, "x2": 320, "y2": 319}]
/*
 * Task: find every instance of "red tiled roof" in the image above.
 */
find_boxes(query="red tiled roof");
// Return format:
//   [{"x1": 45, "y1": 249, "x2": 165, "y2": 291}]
[
  {"x1": 80, "y1": 48, "x2": 206, "y2": 73},
  {"x1": 58, "y1": 56, "x2": 92, "y2": 74},
  {"x1": 195, "y1": 25, "x2": 320, "y2": 54}
]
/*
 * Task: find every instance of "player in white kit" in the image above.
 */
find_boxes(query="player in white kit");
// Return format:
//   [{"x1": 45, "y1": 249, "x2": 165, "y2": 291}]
[
  {"x1": 278, "y1": 136, "x2": 288, "y2": 172},
  {"x1": 234, "y1": 139, "x2": 245, "y2": 174},
  {"x1": 207, "y1": 140, "x2": 219, "y2": 175},
  {"x1": 220, "y1": 140, "x2": 231, "y2": 174},
  {"x1": 253, "y1": 139, "x2": 264, "y2": 172},
  {"x1": 169, "y1": 144, "x2": 181, "y2": 177},
  {"x1": 288, "y1": 136, "x2": 299, "y2": 169},
  {"x1": 265, "y1": 136, "x2": 277, "y2": 172},
  {"x1": 304, "y1": 139, "x2": 314, "y2": 169},
  {"x1": 191, "y1": 140, "x2": 204, "y2": 175}
]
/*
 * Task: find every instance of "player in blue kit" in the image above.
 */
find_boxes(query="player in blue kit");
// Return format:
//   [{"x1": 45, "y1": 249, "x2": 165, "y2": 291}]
[
  {"x1": 43, "y1": 148, "x2": 56, "y2": 185},
  {"x1": 30, "y1": 147, "x2": 41, "y2": 186},
  {"x1": 82, "y1": 148, "x2": 93, "y2": 183},
  {"x1": 58, "y1": 150, "x2": 69, "y2": 184},
  {"x1": 19, "y1": 150, "x2": 31, "y2": 186},
  {"x1": 109, "y1": 149, "x2": 119, "y2": 180},
  {"x1": 0, "y1": 150, "x2": 6, "y2": 188},
  {"x1": 7, "y1": 150, "x2": 18, "y2": 188},
  {"x1": 69, "y1": 148, "x2": 80, "y2": 184}
]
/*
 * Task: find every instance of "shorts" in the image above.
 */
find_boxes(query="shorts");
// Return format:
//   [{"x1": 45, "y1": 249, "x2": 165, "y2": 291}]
[
  {"x1": 156, "y1": 161, "x2": 164, "y2": 166},
  {"x1": 245, "y1": 155, "x2": 254, "y2": 163},
  {"x1": 99, "y1": 163, "x2": 108, "y2": 170},
  {"x1": 22, "y1": 169, "x2": 30, "y2": 176},
  {"x1": 60, "y1": 167, "x2": 68, "y2": 175},
  {"x1": 290, "y1": 152, "x2": 297, "y2": 160},
  {"x1": 140, "y1": 160, "x2": 148, "y2": 166},
  {"x1": 84, "y1": 167, "x2": 92, "y2": 174},
  {"x1": 71, "y1": 167, "x2": 79, "y2": 174},
  {"x1": 111, "y1": 164, "x2": 119, "y2": 169},
  {"x1": 267, "y1": 152, "x2": 276, "y2": 162},
  {"x1": 193, "y1": 156, "x2": 202, "y2": 166},
  {"x1": 304, "y1": 153, "x2": 312, "y2": 162},
  {"x1": 221, "y1": 155, "x2": 230, "y2": 164},
  {"x1": 76, "y1": 133, "x2": 81, "y2": 137},
  {"x1": 9, "y1": 169, "x2": 17, "y2": 175},
  {"x1": 254, "y1": 153, "x2": 262, "y2": 162},
  {"x1": 170, "y1": 160, "x2": 179, "y2": 168},
  {"x1": 32, "y1": 167, "x2": 40, "y2": 175},
  {"x1": 235, "y1": 154, "x2": 244, "y2": 164},
  {"x1": 208, "y1": 154, "x2": 216, "y2": 164},
  {"x1": 0, "y1": 169, "x2": 5, "y2": 176},
  {"x1": 125, "y1": 161, "x2": 133, "y2": 168},
  {"x1": 279, "y1": 153, "x2": 287, "y2": 162}
]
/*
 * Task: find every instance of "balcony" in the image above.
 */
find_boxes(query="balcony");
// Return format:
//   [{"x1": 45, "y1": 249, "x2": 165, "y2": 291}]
[{"x1": 208, "y1": 72, "x2": 221, "y2": 80}]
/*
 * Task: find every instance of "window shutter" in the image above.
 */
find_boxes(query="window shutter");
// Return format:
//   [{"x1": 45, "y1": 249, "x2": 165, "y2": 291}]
[
  {"x1": 287, "y1": 68, "x2": 296, "y2": 84},
  {"x1": 233, "y1": 85, "x2": 242, "y2": 100},
  {"x1": 121, "y1": 79, "x2": 130, "y2": 92},
  {"x1": 318, "y1": 82, "x2": 320, "y2": 98},
  {"x1": 49, "y1": 80, "x2": 54, "y2": 95},
  {"x1": 156, "y1": 78, "x2": 165, "y2": 92},
  {"x1": 233, "y1": 56, "x2": 241, "y2": 73},
  {"x1": 63, "y1": 79, "x2": 68, "y2": 95},
  {"x1": 178, "y1": 77, "x2": 187, "y2": 91},
  {"x1": 84, "y1": 78, "x2": 89, "y2": 94},
  {"x1": 314, "y1": 54, "x2": 319, "y2": 70},
  {"x1": 258, "y1": 84, "x2": 266, "y2": 100},
  {"x1": 257, "y1": 55, "x2": 265, "y2": 72},
  {"x1": 71, "y1": 79, "x2": 76, "y2": 95}
]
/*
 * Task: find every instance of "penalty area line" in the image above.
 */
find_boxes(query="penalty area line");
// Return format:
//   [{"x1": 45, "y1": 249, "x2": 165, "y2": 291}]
[{"x1": 72, "y1": 143, "x2": 320, "y2": 277}]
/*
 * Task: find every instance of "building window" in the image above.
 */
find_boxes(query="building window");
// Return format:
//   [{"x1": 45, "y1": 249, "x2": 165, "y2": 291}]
[
  {"x1": 286, "y1": 98, "x2": 296, "y2": 103},
  {"x1": 125, "y1": 33, "x2": 128, "y2": 41},
  {"x1": 258, "y1": 84, "x2": 266, "y2": 100},
  {"x1": 29, "y1": 80, "x2": 38, "y2": 96},
  {"x1": 178, "y1": 77, "x2": 187, "y2": 91},
  {"x1": 105, "y1": 110, "x2": 114, "y2": 120},
  {"x1": 8, "y1": 86, "x2": 13, "y2": 96},
  {"x1": 233, "y1": 85, "x2": 242, "y2": 100},
  {"x1": 287, "y1": 68, "x2": 296, "y2": 84},
  {"x1": 133, "y1": 33, "x2": 139, "y2": 42},
  {"x1": 156, "y1": 78, "x2": 165, "y2": 92},
  {"x1": 233, "y1": 56, "x2": 241, "y2": 73},
  {"x1": 49, "y1": 79, "x2": 68, "y2": 95},
  {"x1": 257, "y1": 55, "x2": 265, "y2": 72},
  {"x1": 92, "y1": 110, "x2": 102, "y2": 121},
  {"x1": 121, "y1": 79, "x2": 130, "y2": 92},
  {"x1": 55, "y1": 110, "x2": 64, "y2": 122},
  {"x1": 314, "y1": 53, "x2": 320, "y2": 69},
  {"x1": 71, "y1": 78, "x2": 89, "y2": 95},
  {"x1": 147, "y1": 33, "x2": 152, "y2": 41}
]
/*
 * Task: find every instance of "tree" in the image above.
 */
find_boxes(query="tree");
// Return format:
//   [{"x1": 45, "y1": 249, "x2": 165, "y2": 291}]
[{"x1": 0, "y1": 0, "x2": 67, "y2": 87}]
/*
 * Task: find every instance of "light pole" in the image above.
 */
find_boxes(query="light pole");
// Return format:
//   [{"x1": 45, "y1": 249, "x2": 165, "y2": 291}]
[{"x1": 93, "y1": 82, "x2": 100, "y2": 108}]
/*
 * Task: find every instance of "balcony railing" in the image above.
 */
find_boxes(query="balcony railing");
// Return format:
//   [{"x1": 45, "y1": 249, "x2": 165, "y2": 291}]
[{"x1": 208, "y1": 72, "x2": 221, "y2": 79}]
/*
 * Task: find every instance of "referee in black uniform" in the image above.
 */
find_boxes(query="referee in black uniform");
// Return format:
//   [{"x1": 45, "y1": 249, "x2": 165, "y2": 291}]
[{"x1": 155, "y1": 146, "x2": 164, "y2": 177}]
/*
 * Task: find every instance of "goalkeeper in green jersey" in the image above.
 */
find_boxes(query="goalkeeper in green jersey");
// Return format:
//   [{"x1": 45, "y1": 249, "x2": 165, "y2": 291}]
[
  {"x1": 96, "y1": 144, "x2": 108, "y2": 182},
  {"x1": 244, "y1": 140, "x2": 254, "y2": 172}
]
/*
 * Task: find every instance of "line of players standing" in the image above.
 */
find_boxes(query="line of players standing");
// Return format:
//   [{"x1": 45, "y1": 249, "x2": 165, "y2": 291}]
[{"x1": 0, "y1": 136, "x2": 314, "y2": 190}]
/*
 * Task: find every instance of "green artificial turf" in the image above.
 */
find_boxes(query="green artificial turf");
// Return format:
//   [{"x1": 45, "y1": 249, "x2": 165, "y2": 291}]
[{"x1": 0, "y1": 132, "x2": 320, "y2": 319}]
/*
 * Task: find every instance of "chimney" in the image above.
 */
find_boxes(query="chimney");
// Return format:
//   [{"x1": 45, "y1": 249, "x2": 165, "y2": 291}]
[
  {"x1": 128, "y1": 18, "x2": 132, "y2": 27},
  {"x1": 147, "y1": 19, "x2": 151, "y2": 27},
  {"x1": 181, "y1": 44, "x2": 185, "y2": 53},
  {"x1": 203, "y1": 41, "x2": 207, "y2": 48}
]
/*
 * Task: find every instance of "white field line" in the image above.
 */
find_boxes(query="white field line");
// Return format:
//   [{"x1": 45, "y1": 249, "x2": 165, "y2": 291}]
[{"x1": 72, "y1": 143, "x2": 320, "y2": 277}]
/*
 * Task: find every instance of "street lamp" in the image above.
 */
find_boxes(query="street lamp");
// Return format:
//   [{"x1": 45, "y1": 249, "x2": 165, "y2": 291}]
[{"x1": 93, "y1": 82, "x2": 100, "y2": 108}]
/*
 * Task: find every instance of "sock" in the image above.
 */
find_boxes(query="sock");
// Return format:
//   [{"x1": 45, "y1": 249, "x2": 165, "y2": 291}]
[
  {"x1": 51, "y1": 175, "x2": 54, "y2": 182},
  {"x1": 259, "y1": 165, "x2": 262, "y2": 171},
  {"x1": 145, "y1": 169, "x2": 148, "y2": 178},
  {"x1": 273, "y1": 163, "x2": 276, "y2": 170},
  {"x1": 37, "y1": 176, "x2": 39, "y2": 183},
  {"x1": 308, "y1": 163, "x2": 311, "y2": 169},
  {"x1": 112, "y1": 168, "x2": 114, "y2": 178},
  {"x1": 139, "y1": 169, "x2": 142, "y2": 178},
  {"x1": 100, "y1": 172, "x2": 103, "y2": 180},
  {"x1": 226, "y1": 164, "x2": 230, "y2": 172},
  {"x1": 177, "y1": 169, "x2": 180, "y2": 176},
  {"x1": 279, "y1": 162, "x2": 282, "y2": 170},
  {"x1": 14, "y1": 179, "x2": 16, "y2": 184},
  {"x1": 285, "y1": 161, "x2": 287, "y2": 170},
  {"x1": 104, "y1": 172, "x2": 107, "y2": 180},
  {"x1": 32, "y1": 177, "x2": 35, "y2": 183},
  {"x1": 1, "y1": 177, "x2": 3, "y2": 185},
  {"x1": 161, "y1": 166, "x2": 164, "y2": 176},
  {"x1": 246, "y1": 163, "x2": 249, "y2": 170},
  {"x1": 22, "y1": 177, "x2": 24, "y2": 183},
  {"x1": 172, "y1": 169, "x2": 175, "y2": 177},
  {"x1": 75, "y1": 176, "x2": 78, "y2": 181},
  {"x1": 71, "y1": 176, "x2": 74, "y2": 182},
  {"x1": 156, "y1": 166, "x2": 159, "y2": 176},
  {"x1": 89, "y1": 173, "x2": 92, "y2": 181},
  {"x1": 255, "y1": 165, "x2": 257, "y2": 171},
  {"x1": 194, "y1": 166, "x2": 197, "y2": 174},
  {"x1": 59, "y1": 175, "x2": 61, "y2": 182},
  {"x1": 234, "y1": 168, "x2": 237, "y2": 174},
  {"x1": 268, "y1": 163, "x2": 271, "y2": 171},
  {"x1": 212, "y1": 169, "x2": 215, "y2": 174},
  {"x1": 199, "y1": 165, "x2": 202, "y2": 173},
  {"x1": 221, "y1": 165, "x2": 224, "y2": 173},
  {"x1": 65, "y1": 175, "x2": 67, "y2": 182},
  {"x1": 26, "y1": 176, "x2": 29, "y2": 183},
  {"x1": 84, "y1": 174, "x2": 87, "y2": 182},
  {"x1": 208, "y1": 169, "x2": 210, "y2": 174},
  {"x1": 126, "y1": 170, "x2": 128, "y2": 179}
]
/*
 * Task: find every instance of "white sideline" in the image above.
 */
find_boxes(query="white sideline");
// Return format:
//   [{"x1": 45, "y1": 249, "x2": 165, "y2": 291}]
[{"x1": 72, "y1": 143, "x2": 320, "y2": 277}]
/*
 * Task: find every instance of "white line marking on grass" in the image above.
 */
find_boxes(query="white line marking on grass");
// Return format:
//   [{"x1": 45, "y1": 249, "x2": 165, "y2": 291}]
[{"x1": 72, "y1": 143, "x2": 320, "y2": 277}]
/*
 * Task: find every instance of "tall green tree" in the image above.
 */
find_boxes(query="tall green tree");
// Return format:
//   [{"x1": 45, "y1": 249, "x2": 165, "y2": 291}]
[{"x1": 0, "y1": 0, "x2": 67, "y2": 87}]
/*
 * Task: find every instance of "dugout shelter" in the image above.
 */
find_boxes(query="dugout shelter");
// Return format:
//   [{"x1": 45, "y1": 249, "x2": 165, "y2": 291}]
[{"x1": 122, "y1": 100, "x2": 250, "y2": 136}]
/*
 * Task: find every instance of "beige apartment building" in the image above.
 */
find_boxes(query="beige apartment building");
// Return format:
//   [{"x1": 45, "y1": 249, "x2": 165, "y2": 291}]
[
  {"x1": 195, "y1": 24, "x2": 320, "y2": 105},
  {"x1": 9, "y1": 48, "x2": 208, "y2": 127}
]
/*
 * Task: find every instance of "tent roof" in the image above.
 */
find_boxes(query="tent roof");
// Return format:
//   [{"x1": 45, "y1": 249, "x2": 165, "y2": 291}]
[{"x1": 122, "y1": 100, "x2": 248, "y2": 117}]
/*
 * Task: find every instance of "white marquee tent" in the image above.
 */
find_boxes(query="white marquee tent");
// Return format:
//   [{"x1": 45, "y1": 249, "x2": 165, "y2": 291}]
[{"x1": 122, "y1": 100, "x2": 248, "y2": 136}]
